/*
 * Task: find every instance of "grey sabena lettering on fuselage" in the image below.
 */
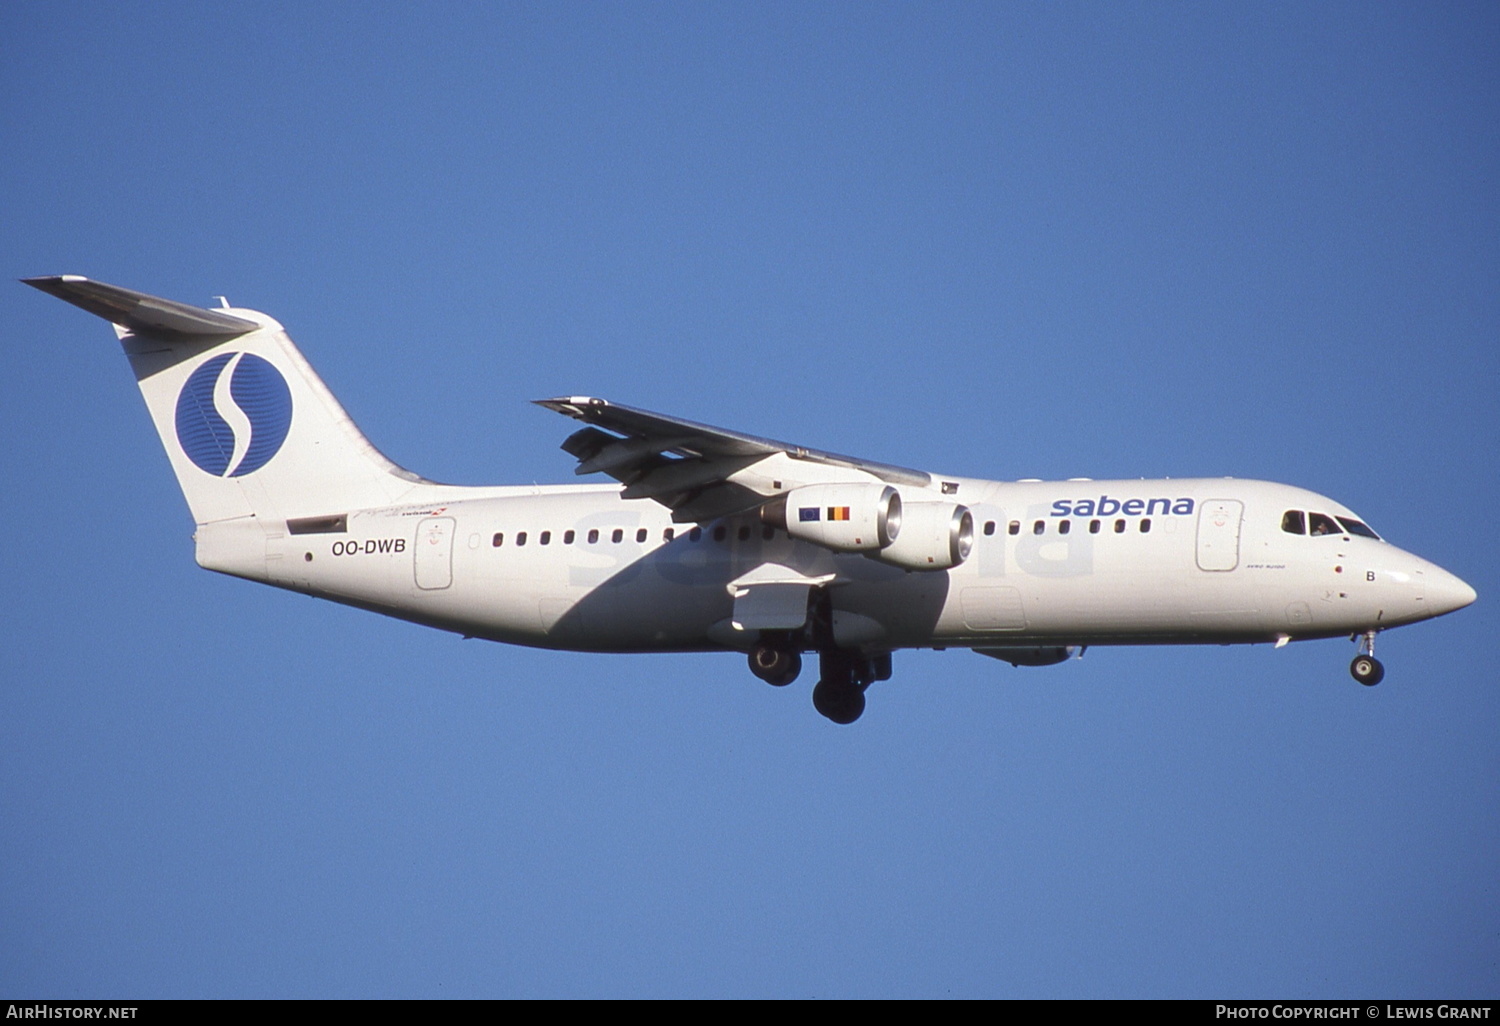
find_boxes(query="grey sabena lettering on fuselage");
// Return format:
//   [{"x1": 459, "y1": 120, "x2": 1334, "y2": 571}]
[{"x1": 1049, "y1": 497, "x2": 1195, "y2": 518}]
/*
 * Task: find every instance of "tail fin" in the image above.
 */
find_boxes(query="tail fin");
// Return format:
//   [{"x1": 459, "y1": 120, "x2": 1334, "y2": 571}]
[{"x1": 25, "y1": 276, "x2": 421, "y2": 525}]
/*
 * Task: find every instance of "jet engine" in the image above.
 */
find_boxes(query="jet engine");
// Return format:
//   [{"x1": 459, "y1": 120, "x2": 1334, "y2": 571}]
[
  {"x1": 871, "y1": 501, "x2": 974, "y2": 571},
  {"x1": 761, "y1": 483, "x2": 901, "y2": 552}
]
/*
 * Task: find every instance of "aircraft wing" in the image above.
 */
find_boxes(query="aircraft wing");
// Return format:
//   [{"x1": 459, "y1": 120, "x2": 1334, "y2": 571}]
[{"x1": 534, "y1": 396, "x2": 931, "y2": 523}]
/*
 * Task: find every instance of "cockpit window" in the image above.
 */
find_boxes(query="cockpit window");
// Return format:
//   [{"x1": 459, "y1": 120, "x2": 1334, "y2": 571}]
[
  {"x1": 1281, "y1": 510, "x2": 1306, "y2": 535},
  {"x1": 1336, "y1": 516, "x2": 1380, "y2": 540},
  {"x1": 1308, "y1": 512, "x2": 1341, "y2": 537}
]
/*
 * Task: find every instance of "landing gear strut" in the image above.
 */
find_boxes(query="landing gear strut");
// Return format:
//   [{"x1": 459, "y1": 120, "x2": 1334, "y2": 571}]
[
  {"x1": 811, "y1": 650, "x2": 883, "y2": 724},
  {"x1": 748, "y1": 638, "x2": 802, "y2": 686},
  {"x1": 1350, "y1": 630, "x2": 1385, "y2": 686}
]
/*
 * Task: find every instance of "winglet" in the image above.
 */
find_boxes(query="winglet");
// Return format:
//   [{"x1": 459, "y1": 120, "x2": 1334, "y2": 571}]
[{"x1": 22, "y1": 275, "x2": 260, "y2": 340}]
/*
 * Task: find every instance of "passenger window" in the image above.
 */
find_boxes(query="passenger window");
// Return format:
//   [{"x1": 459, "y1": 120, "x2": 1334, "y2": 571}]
[
  {"x1": 1059, "y1": 519, "x2": 1070, "y2": 535},
  {"x1": 1308, "y1": 513, "x2": 1340, "y2": 537},
  {"x1": 492, "y1": 532, "x2": 504, "y2": 547},
  {"x1": 1336, "y1": 516, "x2": 1380, "y2": 540},
  {"x1": 588, "y1": 529, "x2": 599, "y2": 544},
  {"x1": 636, "y1": 528, "x2": 648, "y2": 543},
  {"x1": 540, "y1": 531, "x2": 551, "y2": 545},
  {"x1": 738, "y1": 526, "x2": 750, "y2": 542},
  {"x1": 1140, "y1": 519, "x2": 1151, "y2": 533},
  {"x1": 663, "y1": 528, "x2": 675, "y2": 542},
  {"x1": 689, "y1": 527, "x2": 702, "y2": 542},
  {"x1": 1089, "y1": 519, "x2": 1100, "y2": 534},
  {"x1": 1033, "y1": 520, "x2": 1045, "y2": 535},
  {"x1": 1114, "y1": 519, "x2": 1125, "y2": 533},
  {"x1": 1008, "y1": 521, "x2": 1020, "y2": 536},
  {"x1": 564, "y1": 530, "x2": 575, "y2": 545},
  {"x1": 516, "y1": 532, "x2": 527, "y2": 547},
  {"x1": 1281, "y1": 510, "x2": 1306, "y2": 535},
  {"x1": 713, "y1": 526, "x2": 727, "y2": 542},
  {"x1": 983, "y1": 521, "x2": 995, "y2": 536},
  {"x1": 762, "y1": 525, "x2": 775, "y2": 541},
  {"x1": 612, "y1": 528, "x2": 624, "y2": 543}
]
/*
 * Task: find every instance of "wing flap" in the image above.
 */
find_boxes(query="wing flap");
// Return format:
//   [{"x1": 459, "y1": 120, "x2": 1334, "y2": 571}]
[
  {"x1": 669, "y1": 482, "x2": 769, "y2": 523},
  {"x1": 618, "y1": 454, "x2": 762, "y2": 502}
]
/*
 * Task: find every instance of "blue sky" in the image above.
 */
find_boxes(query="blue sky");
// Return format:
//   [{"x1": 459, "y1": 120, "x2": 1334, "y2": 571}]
[{"x1": 3, "y1": 1, "x2": 1497, "y2": 998}]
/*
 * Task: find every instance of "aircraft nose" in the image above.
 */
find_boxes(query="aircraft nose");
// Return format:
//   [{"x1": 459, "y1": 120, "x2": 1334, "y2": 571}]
[{"x1": 1427, "y1": 567, "x2": 1477, "y2": 617}]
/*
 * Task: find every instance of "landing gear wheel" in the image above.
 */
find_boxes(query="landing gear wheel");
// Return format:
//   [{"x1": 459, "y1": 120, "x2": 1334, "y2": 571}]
[
  {"x1": 812, "y1": 680, "x2": 866, "y2": 724},
  {"x1": 749, "y1": 644, "x2": 801, "y2": 687},
  {"x1": 1350, "y1": 655, "x2": 1385, "y2": 686}
]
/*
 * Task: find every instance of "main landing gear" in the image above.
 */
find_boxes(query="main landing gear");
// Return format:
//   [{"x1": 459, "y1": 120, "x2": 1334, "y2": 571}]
[
  {"x1": 810, "y1": 650, "x2": 891, "y2": 725},
  {"x1": 1350, "y1": 630, "x2": 1385, "y2": 687},
  {"x1": 748, "y1": 638, "x2": 892, "y2": 724},
  {"x1": 748, "y1": 637, "x2": 802, "y2": 687}
]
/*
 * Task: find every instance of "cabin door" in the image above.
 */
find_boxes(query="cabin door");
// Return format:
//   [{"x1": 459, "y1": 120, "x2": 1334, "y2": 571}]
[
  {"x1": 414, "y1": 516, "x2": 456, "y2": 590},
  {"x1": 1196, "y1": 500, "x2": 1243, "y2": 572}
]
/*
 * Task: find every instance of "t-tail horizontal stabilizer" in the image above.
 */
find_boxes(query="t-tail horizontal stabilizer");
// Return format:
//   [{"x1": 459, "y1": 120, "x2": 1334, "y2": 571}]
[{"x1": 21, "y1": 275, "x2": 259, "y2": 340}]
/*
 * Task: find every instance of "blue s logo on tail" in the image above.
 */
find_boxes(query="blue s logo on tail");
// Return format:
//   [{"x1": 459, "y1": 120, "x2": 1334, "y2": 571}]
[{"x1": 175, "y1": 352, "x2": 292, "y2": 476}]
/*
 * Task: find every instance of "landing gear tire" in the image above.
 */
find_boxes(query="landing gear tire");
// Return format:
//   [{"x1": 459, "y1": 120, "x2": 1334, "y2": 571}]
[
  {"x1": 749, "y1": 644, "x2": 801, "y2": 687},
  {"x1": 1350, "y1": 655, "x2": 1385, "y2": 687},
  {"x1": 811, "y1": 649, "x2": 881, "y2": 723},
  {"x1": 812, "y1": 680, "x2": 866, "y2": 724}
]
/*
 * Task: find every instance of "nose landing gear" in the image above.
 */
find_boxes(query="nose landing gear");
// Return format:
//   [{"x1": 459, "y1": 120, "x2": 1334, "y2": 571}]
[{"x1": 1350, "y1": 631, "x2": 1385, "y2": 686}]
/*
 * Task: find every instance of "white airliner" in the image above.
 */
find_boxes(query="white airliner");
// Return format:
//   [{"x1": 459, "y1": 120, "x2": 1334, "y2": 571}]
[{"x1": 26, "y1": 276, "x2": 1477, "y2": 722}]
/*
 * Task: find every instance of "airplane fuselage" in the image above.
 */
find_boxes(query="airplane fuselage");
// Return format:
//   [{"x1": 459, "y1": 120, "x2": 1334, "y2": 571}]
[{"x1": 198, "y1": 475, "x2": 1460, "y2": 655}]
